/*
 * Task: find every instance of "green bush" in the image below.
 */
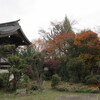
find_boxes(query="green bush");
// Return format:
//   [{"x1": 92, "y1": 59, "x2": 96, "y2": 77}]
[
  {"x1": 86, "y1": 77, "x2": 98, "y2": 85},
  {"x1": 51, "y1": 74, "x2": 61, "y2": 88},
  {"x1": 56, "y1": 87, "x2": 69, "y2": 92},
  {"x1": 84, "y1": 75, "x2": 100, "y2": 85},
  {"x1": 0, "y1": 74, "x2": 8, "y2": 88},
  {"x1": 94, "y1": 75, "x2": 100, "y2": 80},
  {"x1": 31, "y1": 84, "x2": 39, "y2": 90},
  {"x1": 83, "y1": 75, "x2": 91, "y2": 83},
  {"x1": 0, "y1": 75, "x2": 4, "y2": 87}
]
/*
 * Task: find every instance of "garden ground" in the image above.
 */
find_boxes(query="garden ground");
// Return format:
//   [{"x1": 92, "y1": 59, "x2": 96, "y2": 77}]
[{"x1": 0, "y1": 81, "x2": 99, "y2": 100}]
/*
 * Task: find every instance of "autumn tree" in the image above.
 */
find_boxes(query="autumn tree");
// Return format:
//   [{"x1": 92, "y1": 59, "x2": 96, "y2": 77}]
[
  {"x1": 58, "y1": 30, "x2": 100, "y2": 82},
  {"x1": 38, "y1": 16, "x2": 75, "y2": 59},
  {"x1": 44, "y1": 59, "x2": 59, "y2": 79},
  {"x1": 39, "y1": 16, "x2": 74, "y2": 40},
  {"x1": 46, "y1": 32, "x2": 75, "y2": 58},
  {"x1": 74, "y1": 31, "x2": 100, "y2": 74}
]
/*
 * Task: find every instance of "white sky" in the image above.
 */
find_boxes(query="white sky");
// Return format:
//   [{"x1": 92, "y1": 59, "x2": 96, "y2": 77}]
[{"x1": 0, "y1": 0, "x2": 100, "y2": 41}]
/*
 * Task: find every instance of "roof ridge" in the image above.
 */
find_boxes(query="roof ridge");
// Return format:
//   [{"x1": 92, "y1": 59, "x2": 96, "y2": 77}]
[{"x1": 0, "y1": 19, "x2": 20, "y2": 25}]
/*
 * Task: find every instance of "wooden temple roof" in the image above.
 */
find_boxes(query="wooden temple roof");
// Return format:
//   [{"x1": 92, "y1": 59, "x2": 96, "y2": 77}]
[{"x1": 0, "y1": 20, "x2": 31, "y2": 46}]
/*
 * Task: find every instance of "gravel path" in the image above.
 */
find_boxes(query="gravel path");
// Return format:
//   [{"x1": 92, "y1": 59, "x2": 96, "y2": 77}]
[{"x1": 55, "y1": 94, "x2": 100, "y2": 100}]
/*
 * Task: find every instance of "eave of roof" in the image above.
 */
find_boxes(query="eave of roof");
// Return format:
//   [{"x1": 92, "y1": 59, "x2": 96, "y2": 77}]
[{"x1": 0, "y1": 20, "x2": 31, "y2": 45}]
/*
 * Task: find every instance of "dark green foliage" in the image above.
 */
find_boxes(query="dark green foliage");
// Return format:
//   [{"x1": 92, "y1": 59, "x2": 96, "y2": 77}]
[
  {"x1": 31, "y1": 84, "x2": 39, "y2": 90},
  {"x1": 0, "y1": 44, "x2": 15, "y2": 52},
  {"x1": 18, "y1": 45, "x2": 45, "y2": 90},
  {"x1": 83, "y1": 75, "x2": 92, "y2": 83},
  {"x1": 51, "y1": 74, "x2": 61, "y2": 88},
  {"x1": 24, "y1": 65, "x2": 34, "y2": 79},
  {"x1": 58, "y1": 56, "x2": 69, "y2": 81},
  {"x1": 0, "y1": 74, "x2": 9, "y2": 88},
  {"x1": 0, "y1": 74, "x2": 5, "y2": 88},
  {"x1": 86, "y1": 77, "x2": 98, "y2": 85},
  {"x1": 67, "y1": 57, "x2": 85, "y2": 82},
  {"x1": 62, "y1": 16, "x2": 73, "y2": 33},
  {"x1": 56, "y1": 87, "x2": 69, "y2": 92},
  {"x1": 85, "y1": 75, "x2": 100, "y2": 85},
  {"x1": 8, "y1": 55, "x2": 25, "y2": 91}
]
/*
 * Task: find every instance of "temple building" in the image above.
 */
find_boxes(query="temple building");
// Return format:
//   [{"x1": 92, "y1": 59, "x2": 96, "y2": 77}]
[{"x1": 0, "y1": 20, "x2": 31, "y2": 69}]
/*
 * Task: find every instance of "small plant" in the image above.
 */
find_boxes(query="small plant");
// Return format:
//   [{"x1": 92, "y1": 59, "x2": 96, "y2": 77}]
[
  {"x1": 31, "y1": 84, "x2": 39, "y2": 90},
  {"x1": 51, "y1": 74, "x2": 61, "y2": 88}
]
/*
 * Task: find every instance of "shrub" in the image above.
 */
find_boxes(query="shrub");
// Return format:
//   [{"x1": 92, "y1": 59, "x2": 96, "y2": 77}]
[
  {"x1": 83, "y1": 75, "x2": 91, "y2": 83},
  {"x1": 0, "y1": 75, "x2": 4, "y2": 87},
  {"x1": 31, "y1": 84, "x2": 39, "y2": 90},
  {"x1": 86, "y1": 77, "x2": 98, "y2": 85},
  {"x1": 22, "y1": 75, "x2": 30, "y2": 83},
  {"x1": 56, "y1": 87, "x2": 69, "y2": 92},
  {"x1": 51, "y1": 74, "x2": 61, "y2": 88},
  {"x1": 56, "y1": 85, "x2": 100, "y2": 93},
  {"x1": 0, "y1": 74, "x2": 9, "y2": 88},
  {"x1": 94, "y1": 75, "x2": 100, "y2": 80},
  {"x1": 85, "y1": 75, "x2": 100, "y2": 85}
]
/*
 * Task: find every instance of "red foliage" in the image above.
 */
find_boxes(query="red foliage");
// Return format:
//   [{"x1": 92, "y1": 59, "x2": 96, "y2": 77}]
[
  {"x1": 46, "y1": 33, "x2": 75, "y2": 53},
  {"x1": 44, "y1": 59, "x2": 59, "y2": 69}
]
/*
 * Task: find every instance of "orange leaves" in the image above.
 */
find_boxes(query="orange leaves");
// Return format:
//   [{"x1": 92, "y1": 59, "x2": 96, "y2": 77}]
[
  {"x1": 54, "y1": 33, "x2": 75, "y2": 42},
  {"x1": 75, "y1": 31, "x2": 100, "y2": 69},
  {"x1": 46, "y1": 33, "x2": 75, "y2": 54},
  {"x1": 74, "y1": 31, "x2": 100, "y2": 48}
]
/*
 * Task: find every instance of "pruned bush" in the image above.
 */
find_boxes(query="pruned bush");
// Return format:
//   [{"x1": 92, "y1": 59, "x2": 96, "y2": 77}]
[
  {"x1": 86, "y1": 77, "x2": 98, "y2": 85},
  {"x1": 51, "y1": 74, "x2": 61, "y2": 88},
  {"x1": 84, "y1": 75, "x2": 100, "y2": 85}
]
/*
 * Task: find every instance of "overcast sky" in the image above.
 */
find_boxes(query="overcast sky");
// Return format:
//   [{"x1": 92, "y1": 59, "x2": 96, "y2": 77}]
[{"x1": 0, "y1": 0, "x2": 100, "y2": 41}]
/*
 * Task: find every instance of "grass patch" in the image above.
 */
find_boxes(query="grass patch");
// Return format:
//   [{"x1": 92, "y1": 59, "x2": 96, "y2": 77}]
[{"x1": 0, "y1": 89, "x2": 67, "y2": 100}]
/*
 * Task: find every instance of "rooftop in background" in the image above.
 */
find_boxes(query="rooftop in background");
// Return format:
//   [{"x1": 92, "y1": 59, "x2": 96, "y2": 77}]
[{"x1": 0, "y1": 20, "x2": 31, "y2": 46}]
